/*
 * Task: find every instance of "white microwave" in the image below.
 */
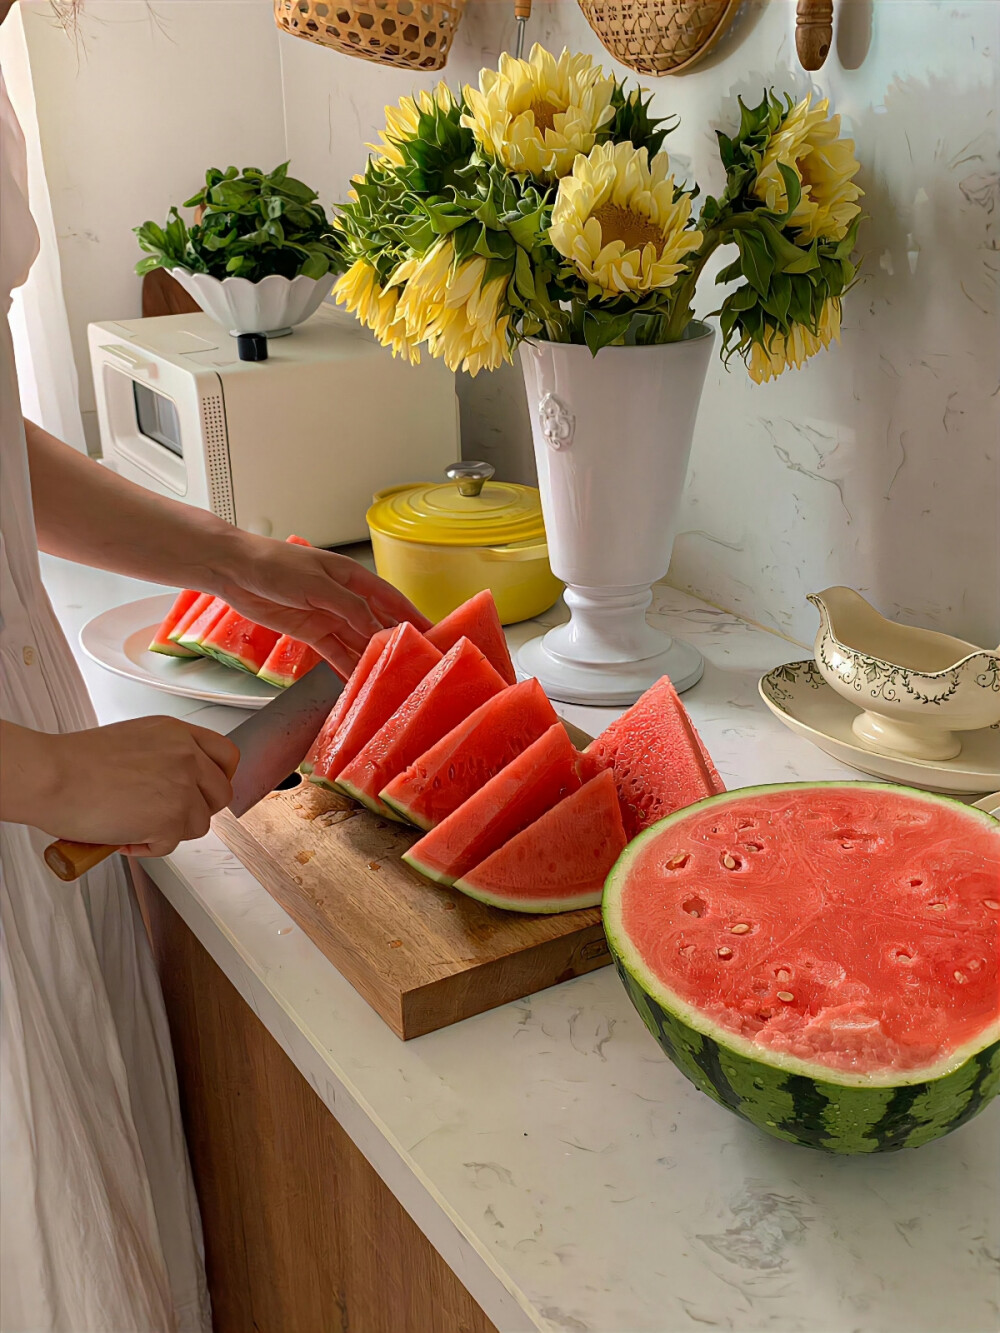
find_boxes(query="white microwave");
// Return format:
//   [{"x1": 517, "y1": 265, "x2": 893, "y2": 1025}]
[{"x1": 88, "y1": 305, "x2": 460, "y2": 546}]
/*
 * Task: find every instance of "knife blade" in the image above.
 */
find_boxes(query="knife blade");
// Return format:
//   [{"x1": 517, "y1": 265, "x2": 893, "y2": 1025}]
[{"x1": 43, "y1": 660, "x2": 344, "y2": 881}]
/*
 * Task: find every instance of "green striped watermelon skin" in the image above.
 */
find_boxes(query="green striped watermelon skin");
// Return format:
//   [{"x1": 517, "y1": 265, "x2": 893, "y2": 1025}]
[{"x1": 614, "y1": 959, "x2": 1000, "y2": 1154}]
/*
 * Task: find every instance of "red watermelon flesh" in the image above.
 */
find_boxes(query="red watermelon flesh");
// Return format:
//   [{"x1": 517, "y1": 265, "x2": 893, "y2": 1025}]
[
  {"x1": 381, "y1": 678, "x2": 559, "y2": 831},
  {"x1": 337, "y1": 638, "x2": 507, "y2": 816},
  {"x1": 149, "y1": 589, "x2": 201, "y2": 657},
  {"x1": 200, "y1": 610, "x2": 279, "y2": 675},
  {"x1": 258, "y1": 635, "x2": 321, "y2": 688},
  {"x1": 454, "y1": 770, "x2": 627, "y2": 913},
  {"x1": 605, "y1": 785, "x2": 1000, "y2": 1076},
  {"x1": 426, "y1": 590, "x2": 516, "y2": 686},
  {"x1": 301, "y1": 627, "x2": 393, "y2": 776},
  {"x1": 588, "y1": 676, "x2": 725, "y2": 839},
  {"x1": 308, "y1": 622, "x2": 441, "y2": 789},
  {"x1": 403, "y1": 723, "x2": 582, "y2": 887},
  {"x1": 286, "y1": 533, "x2": 311, "y2": 547},
  {"x1": 175, "y1": 596, "x2": 229, "y2": 653}
]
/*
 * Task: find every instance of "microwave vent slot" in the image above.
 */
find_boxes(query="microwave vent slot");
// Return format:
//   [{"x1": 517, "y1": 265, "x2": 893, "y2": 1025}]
[{"x1": 202, "y1": 394, "x2": 235, "y2": 524}]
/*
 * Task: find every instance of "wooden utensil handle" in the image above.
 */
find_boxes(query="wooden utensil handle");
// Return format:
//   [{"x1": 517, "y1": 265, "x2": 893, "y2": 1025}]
[
  {"x1": 514, "y1": 0, "x2": 531, "y2": 21},
  {"x1": 44, "y1": 839, "x2": 119, "y2": 882},
  {"x1": 796, "y1": 0, "x2": 833, "y2": 70}
]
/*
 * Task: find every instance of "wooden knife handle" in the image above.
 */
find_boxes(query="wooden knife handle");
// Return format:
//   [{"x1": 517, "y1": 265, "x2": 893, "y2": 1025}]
[
  {"x1": 514, "y1": 0, "x2": 531, "y2": 22},
  {"x1": 44, "y1": 839, "x2": 119, "y2": 882},
  {"x1": 796, "y1": 0, "x2": 833, "y2": 70}
]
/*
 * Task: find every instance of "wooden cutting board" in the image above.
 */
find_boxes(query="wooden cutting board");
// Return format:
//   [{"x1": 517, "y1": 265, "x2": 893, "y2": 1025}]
[{"x1": 213, "y1": 722, "x2": 611, "y2": 1039}]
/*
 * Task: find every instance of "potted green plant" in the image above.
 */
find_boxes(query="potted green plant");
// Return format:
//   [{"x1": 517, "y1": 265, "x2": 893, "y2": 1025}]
[{"x1": 135, "y1": 163, "x2": 344, "y2": 336}]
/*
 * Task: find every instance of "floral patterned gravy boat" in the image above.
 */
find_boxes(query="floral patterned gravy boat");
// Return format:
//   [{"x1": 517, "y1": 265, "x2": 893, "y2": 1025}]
[{"x1": 808, "y1": 587, "x2": 1000, "y2": 762}]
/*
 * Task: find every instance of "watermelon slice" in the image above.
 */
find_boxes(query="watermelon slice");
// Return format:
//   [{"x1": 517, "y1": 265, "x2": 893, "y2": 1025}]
[
  {"x1": 308, "y1": 622, "x2": 441, "y2": 789},
  {"x1": 337, "y1": 638, "x2": 507, "y2": 817},
  {"x1": 175, "y1": 595, "x2": 230, "y2": 654},
  {"x1": 403, "y1": 723, "x2": 582, "y2": 887},
  {"x1": 588, "y1": 675, "x2": 725, "y2": 838},
  {"x1": 427, "y1": 590, "x2": 516, "y2": 686},
  {"x1": 301, "y1": 627, "x2": 393, "y2": 776},
  {"x1": 200, "y1": 610, "x2": 280, "y2": 675},
  {"x1": 381, "y1": 678, "x2": 559, "y2": 831},
  {"x1": 286, "y1": 533, "x2": 311, "y2": 546},
  {"x1": 258, "y1": 635, "x2": 321, "y2": 688},
  {"x1": 454, "y1": 770, "x2": 627, "y2": 913},
  {"x1": 149, "y1": 589, "x2": 201, "y2": 657},
  {"x1": 604, "y1": 782, "x2": 1000, "y2": 1154}
]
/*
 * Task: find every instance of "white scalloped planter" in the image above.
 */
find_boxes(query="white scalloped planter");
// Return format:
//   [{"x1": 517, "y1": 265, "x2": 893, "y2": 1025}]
[{"x1": 169, "y1": 268, "x2": 332, "y2": 337}]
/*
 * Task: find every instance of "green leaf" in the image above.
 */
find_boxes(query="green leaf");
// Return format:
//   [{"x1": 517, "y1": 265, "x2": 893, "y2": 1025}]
[
  {"x1": 776, "y1": 161, "x2": 802, "y2": 219},
  {"x1": 514, "y1": 246, "x2": 535, "y2": 301},
  {"x1": 299, "y1": 253, "x2": 329, "y2": 279},
  {"x1": 583, "y1": 312, "x2": 632, "y2": 356},
  {"x1": 735, "y1": 229, "x2": 774, "y2": 296}
]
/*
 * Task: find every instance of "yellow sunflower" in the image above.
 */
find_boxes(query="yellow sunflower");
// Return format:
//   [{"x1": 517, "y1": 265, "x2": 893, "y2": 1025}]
[
  {"x1": 391, "y1": 240, "x2": 510, "y2": 376},
  {"x1": 335, "y1": 258, "x2": 420, "y2": 363},
  {"x1": 462, "y1": 45, "x2": 616, "y2": 181},
  {"x1": 753, "y1": 95, "x2": 862, "y2": 243},
  {"x1": 373, "y1": 83, "x2": 455, "y2": 167},
  {"x1": 549, "y1": 141, "x2": 702, "y2": 296},
  {"x1": 748, "y1": 298, "x2": 841, "y2": 383}
]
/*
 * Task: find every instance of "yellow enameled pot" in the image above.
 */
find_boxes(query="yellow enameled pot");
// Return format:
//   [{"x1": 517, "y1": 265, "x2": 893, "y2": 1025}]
[{"x1": 367, "y1": 462, "x2": 563, "y2": 625}]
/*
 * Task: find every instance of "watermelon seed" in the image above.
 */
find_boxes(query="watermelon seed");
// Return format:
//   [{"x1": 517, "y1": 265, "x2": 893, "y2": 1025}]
[
  {"x1": 895, "y1": 951, "x2": 913, "y2": 963},
  {"x1": 968, "y1": 958, "x2": 981, "y2": 971},
  {"x1": 774, "y1": 967, "x2": 792, "y2": 981},
  {"x1": 930, "y1": 902, "x2": 946, "y2": 913},
  {"x1": 776, "y1": 991, "x2": 794, "y2": 1002},
  {"x1": 717, "y1": 946, "x2": 733, "y2": 959},
  {"x1": 730, "y1": 923, "x2": 751, "y2": 934},
  {"x1": 665, "y1": 853, "x2": 690, "y2": 870},
  {"x1": 984, "y1": 900, "x2": 1000, "y2": 911},
  {"x1": 721, "y1": 852, "x2": 742, "y2": 870},
  {"x1": 954, "y1": 971, "x2": 967, "y2": 984},
  {"x1": 682, "y1": 896, "x2": 706, "y2": 917},
  {"x1": 744, "y1": 841, "x2": 763, "y2": 852}
]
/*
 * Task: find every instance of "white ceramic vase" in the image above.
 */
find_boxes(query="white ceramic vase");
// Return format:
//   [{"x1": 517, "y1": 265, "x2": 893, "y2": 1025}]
[
  {"x1": 169, "y1": 268, "x2": 331, "y2": 337},
  {"x1": 516, "y1": 323, "x2": 715, "y2": 705}
]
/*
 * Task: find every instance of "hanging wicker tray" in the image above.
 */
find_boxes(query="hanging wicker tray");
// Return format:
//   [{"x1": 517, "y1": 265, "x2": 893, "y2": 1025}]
[
  {"x1": 577, "y1": 0, "x2": 740, "y2": 76},
  {"x1": 273, "y1": 0, "x2": 466, "y2": 71}
]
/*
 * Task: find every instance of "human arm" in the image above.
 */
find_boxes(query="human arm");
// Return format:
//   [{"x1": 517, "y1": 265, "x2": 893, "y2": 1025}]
[
  {"x1": 25, "y1": 418, "x2": 430, "y2": 676},
  {"x1": 0, "y1": 716, "x2": 239, "y2": 857}
]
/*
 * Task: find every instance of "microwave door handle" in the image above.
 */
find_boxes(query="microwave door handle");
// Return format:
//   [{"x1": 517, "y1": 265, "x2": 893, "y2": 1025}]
[{"x1": 100, "y1": 343, "x2": 158, "y2": 380}]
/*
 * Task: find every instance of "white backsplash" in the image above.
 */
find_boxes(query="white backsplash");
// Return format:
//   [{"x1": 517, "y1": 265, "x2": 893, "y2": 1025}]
[{"x1": 280, "y1": 0, "x2": 999, "y2": 648}]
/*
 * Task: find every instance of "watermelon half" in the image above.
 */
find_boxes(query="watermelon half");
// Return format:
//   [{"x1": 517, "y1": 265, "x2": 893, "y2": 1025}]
[
  {"x1": 149, "y1": 589, "x2": 201, "y2": 657},
  {"x1": 381, "y1": 678, "x2": 559, "y2": 831},
  {"x1": 454, "y1": 769, "x2": 627, "y2": 913},
  {"x1": 403, "y1": 722, "x2": 582, "y2": 887},
  {"x1": 336, "y1": 638, "x2": 507, "y2": 817},
  {"x1": 301, "y1": 627, "x2": 393, "y2": 776},
  {"x1": 308, "y1": 622, "x2": 441, "y2": 789},
  {"x1": 258, "y1": 635, "x2": 321, "y2": 688},
  {"x1": 427, "y1": 590, "x2": 516, "y2": 686},
  {"x1": 588, "y1": 675, "x2": 725, "y2": 839},
  {"x1": 604, "y1": 782, "x2": 1000, "y2": 1154}
]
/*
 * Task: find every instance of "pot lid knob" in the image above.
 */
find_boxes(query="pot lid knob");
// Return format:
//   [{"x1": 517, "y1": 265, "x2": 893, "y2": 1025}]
[{"x1": 446, "y1": 460, "x2": 495, "y2": 498}]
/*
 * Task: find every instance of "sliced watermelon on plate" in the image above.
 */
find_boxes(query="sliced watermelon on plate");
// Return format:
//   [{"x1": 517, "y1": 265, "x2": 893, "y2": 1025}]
[
  {"x1": 381, "y1": 678, "x2": 559, "y2": 831},
  {"x1": 258, "y1": 635, "x2": 321, "y2": 688},
  {"x1": 149, "y1": 589, "x2": 201, "y2": 657},
  {"x1": 587, "y1": 675, "x2": 725, "y2": 838},
  {"x1": 454, "y1": 769, "x2": 627, "y2": 913},
  {"x1": 308, "y1": 622, "x2": 441, "y2": 790},
  {"x1": 200, "y1": 610, "x2": 279, "y2": 675},
  {"x1": 427, "y1": 590, "x2": 516, "y2": 686},
  {"x1": 403, "y1": 722, "x2": 582, "y2": 887},
  {"x1": 301, "y1": 627, "x2": 393, "y2": 776},
  {"x1": 337, "y1": 638, "x2": 507, "y2": 817},
  {"x1": 175, "y1": 595, "x2": 230, "y2": 654}
]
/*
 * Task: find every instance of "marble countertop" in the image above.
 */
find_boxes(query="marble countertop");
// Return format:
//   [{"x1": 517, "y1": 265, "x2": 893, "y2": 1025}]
[{"x1": 43, "y1": 553, "x2": 999, "y2": 1333}]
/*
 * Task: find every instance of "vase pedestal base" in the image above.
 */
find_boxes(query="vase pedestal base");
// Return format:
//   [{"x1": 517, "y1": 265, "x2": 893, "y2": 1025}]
[{"x1": 516, "y1": 586, "x2": 704, "y2": 706}]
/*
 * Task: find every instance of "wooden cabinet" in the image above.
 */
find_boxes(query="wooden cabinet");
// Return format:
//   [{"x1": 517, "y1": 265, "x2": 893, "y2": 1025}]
[{"x1": 134, "y1": 866, "x2": 497, "y2": 1333}]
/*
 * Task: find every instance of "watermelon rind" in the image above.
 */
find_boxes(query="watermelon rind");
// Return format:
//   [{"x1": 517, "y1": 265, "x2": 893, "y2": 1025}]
[
  {"x1": 603, "y1": 782, "x2": 1000, "y2": 1153},
  {"x1": 334, "y1": 775, "x2": 404, "y2": 821},
  {"x1": 381, "y1": 791, "x2": 431, "y2": 830},
  {"x1": 451, "y1": 878, "x2": 602, "y2": 915}
]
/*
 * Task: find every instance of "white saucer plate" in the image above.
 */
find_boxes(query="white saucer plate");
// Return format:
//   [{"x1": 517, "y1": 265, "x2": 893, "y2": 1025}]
[
  {"x1": 80, "y1": 594, "x2": 280, "y2": 710},
  {"x1": 759, "y1": 660, "x2": 1000, "y2": 795}
]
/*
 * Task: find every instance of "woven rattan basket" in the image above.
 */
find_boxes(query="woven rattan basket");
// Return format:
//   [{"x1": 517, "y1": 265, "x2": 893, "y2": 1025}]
[
  {"x1": 273, "y1": 0, "x2": 466, "y2": 71},
  {"x1": 577, "y1": 0, "x2": 739, "y2": 76}
]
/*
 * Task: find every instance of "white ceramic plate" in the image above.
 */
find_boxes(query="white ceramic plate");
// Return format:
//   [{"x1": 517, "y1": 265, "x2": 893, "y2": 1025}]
[
  {"x1": 759, "y1": 660, "x2": 1000, "y2": 795},
  {"x1": 80, "y1": 594, "x2": 280, "y2": 710}
]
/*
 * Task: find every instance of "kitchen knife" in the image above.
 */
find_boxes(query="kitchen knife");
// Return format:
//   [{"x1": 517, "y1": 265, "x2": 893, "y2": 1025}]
[{"x1": 43, "y1": 660, "x2": 344, "y2": 883}]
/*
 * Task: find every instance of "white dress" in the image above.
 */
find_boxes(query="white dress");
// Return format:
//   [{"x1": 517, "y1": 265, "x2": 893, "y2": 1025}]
[{"x1": 0, "y1": 77, "x2": 211, "y2": 1333}]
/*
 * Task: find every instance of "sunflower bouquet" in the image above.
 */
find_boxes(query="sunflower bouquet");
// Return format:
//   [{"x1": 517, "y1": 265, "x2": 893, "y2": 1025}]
[{"x1": 334, "y1": 46, "x2": 862, "y2": 382}]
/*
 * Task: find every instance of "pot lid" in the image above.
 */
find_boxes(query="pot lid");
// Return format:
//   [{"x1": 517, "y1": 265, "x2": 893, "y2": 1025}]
[{"x1": 368, "y1": 462, "x2": 547, "y2": 548}]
